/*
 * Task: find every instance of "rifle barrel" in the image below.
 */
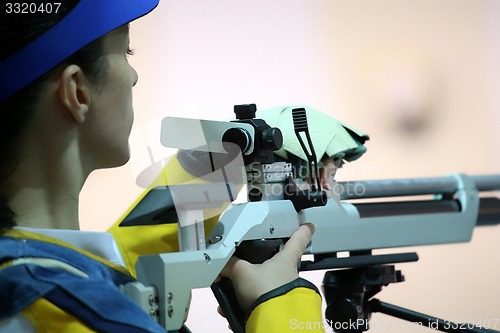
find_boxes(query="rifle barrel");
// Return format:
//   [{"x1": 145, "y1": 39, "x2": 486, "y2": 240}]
[{"x1": 338, "y1": 175, "x2": 500, "y2": 200}]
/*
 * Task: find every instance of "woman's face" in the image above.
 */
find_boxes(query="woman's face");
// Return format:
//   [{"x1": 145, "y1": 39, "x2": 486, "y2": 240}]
[{"x1": 81, "y1": 25, "x2": 138, "y2": 170}]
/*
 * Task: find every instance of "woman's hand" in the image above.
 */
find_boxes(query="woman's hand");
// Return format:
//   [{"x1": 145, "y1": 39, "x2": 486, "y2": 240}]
[{"x1": 219, "y1": 223, "x2": 315, "y2": 311}]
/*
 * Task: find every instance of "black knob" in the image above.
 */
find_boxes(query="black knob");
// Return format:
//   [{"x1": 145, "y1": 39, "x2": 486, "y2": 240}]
[
  {"x1": 248, "y1": 187, "x2": 263, "y2": 202},
  {"x1": 234, "y1": 104, "x2": 257, "y2": 120},
  {"x1": 261, "y1": 127, "x2": 283, "y2": 151},
  {"x1": 326, "y1": 298, "x2": 365, "y2": 332}
]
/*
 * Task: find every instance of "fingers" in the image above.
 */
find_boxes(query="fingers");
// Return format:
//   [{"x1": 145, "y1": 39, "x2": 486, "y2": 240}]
[
  {"x1": 216, "y1": 224, "x2": 316, "y2": 314},
  {"x1": 217, "y1": 305, "x2": 226, "y2": 318},
  {"x1": 222, "y1": 224, "x2": 315, "y2": 275},
  {"x1": 216, "y1": 307, "x2": 233, "y2": 332},
  {"x1": 279, "y1": 223, "x2": 315, "y2": 263}
]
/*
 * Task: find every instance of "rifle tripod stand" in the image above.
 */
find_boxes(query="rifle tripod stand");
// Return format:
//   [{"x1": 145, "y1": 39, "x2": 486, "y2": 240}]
[{"x1": 301, "y1": 251, "x2": 499, "y2": 333}]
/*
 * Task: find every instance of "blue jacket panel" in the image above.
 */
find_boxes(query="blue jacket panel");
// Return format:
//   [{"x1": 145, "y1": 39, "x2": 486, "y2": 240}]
[{"x1": 0, "y1": 235, "x2": 171, "y2": 333}]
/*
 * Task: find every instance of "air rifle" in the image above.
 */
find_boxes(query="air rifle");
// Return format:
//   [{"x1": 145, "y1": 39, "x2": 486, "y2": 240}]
[{"x1": 121, "y1": 104, "x2": 500, "y2": 333}]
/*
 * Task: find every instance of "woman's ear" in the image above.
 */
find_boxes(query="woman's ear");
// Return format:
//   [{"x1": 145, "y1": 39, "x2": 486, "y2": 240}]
[{"x1": 58, "y1": 65, "x2": 91, "y2": 124}]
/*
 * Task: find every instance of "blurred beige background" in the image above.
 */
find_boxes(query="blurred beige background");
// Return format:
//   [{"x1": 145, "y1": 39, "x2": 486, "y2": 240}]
[{"x1": 80, "y1": 1, "x2": 500, "y2": 332}]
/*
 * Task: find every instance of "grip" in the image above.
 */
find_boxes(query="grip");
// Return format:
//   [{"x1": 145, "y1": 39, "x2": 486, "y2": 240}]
[
  {"x1": 211, "y1": 239, "x2": 284, "y2": 333},
  {"x1": 211, "y1": 278, "x2": 246, "y2": 333}
]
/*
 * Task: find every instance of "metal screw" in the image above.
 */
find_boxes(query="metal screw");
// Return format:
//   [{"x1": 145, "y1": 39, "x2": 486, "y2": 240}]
[
  {"x1": 167, "y1": 292, "x2": 173, "y2": 304},
  {"x1": 209, "y1": 235, "x2": 222, "y2": 244},
  {"x1": 168, "y1": 306, "x2": 173, "y2": 317},
  {"x1": 270, "y1": 225, "x2": 275, "y2": 234},
  {"x1": 204, "y1": 253, "x2": 211, "y2": 262}
]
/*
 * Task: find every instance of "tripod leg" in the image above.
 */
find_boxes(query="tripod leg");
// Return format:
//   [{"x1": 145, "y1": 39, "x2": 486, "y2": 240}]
[{"x1": 370, "y1": 299, "x2": 499, "y2": 333}]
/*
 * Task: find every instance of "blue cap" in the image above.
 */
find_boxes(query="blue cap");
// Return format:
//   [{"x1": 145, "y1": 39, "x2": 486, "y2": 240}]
[{"x1": 0, "y1": 0, "x2": 159, "y2": 101}]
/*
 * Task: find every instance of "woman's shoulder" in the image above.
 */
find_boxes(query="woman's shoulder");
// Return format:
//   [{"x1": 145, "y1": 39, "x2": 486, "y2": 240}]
[{"x1": 0, "y1": 228, "x2": 167, "y2": 333}]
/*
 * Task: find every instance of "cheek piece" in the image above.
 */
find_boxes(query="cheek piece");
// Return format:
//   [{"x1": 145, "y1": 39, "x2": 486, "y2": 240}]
[{"x1": 0, "y1": 0, "x2": 159, "y2": 102}]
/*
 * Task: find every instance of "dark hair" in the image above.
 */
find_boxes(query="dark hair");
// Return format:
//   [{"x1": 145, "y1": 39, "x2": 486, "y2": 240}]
[{"x1": 0, "y1": 0, "x2": 108, "y2": 232}]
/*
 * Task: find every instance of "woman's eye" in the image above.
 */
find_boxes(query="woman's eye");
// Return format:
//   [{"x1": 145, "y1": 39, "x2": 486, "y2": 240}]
[{"x1": 126, "y1": 48, "x2": 135, "y2": 56}]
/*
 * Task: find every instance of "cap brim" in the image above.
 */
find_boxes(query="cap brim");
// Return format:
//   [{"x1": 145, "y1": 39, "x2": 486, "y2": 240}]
[{"x1": 0, "y1": 0, "x2": 159, "y2": 101}]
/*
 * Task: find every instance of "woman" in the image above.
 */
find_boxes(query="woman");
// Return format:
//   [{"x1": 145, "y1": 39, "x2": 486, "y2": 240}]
[{"x1": 0, "y1": 0, "x2": 324, "y2": 332}]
